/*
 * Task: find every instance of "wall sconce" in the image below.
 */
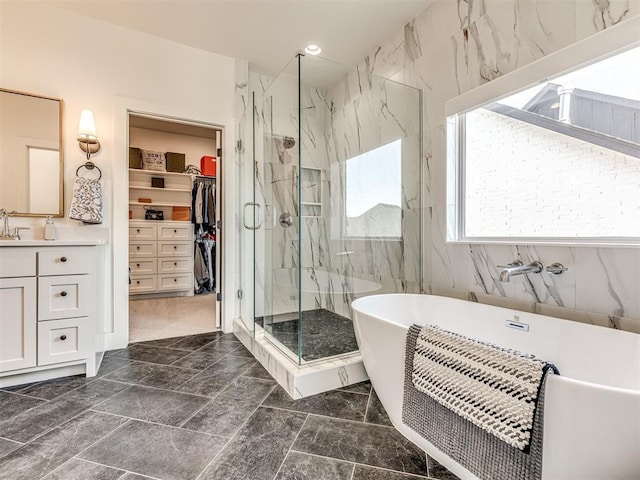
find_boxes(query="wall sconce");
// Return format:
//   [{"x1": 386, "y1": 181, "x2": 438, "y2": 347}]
[{"x1": 77, "y1": 109, "x2": 101, "y2": 161}]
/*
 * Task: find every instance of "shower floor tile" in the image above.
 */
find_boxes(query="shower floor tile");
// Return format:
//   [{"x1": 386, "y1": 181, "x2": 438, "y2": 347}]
[
  {"x1": 257, "y1": 308, "x2": 359, "y2": 361},
  {"x1": 0, "y1": 331, "x2": 460, "y2": 480}
]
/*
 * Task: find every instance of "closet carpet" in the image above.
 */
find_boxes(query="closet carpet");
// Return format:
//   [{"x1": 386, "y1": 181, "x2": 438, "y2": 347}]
[
  {"x1": 0, "y1": 332, "x2": 459, "y2": 480},
  {"x1": 129, "y1": 294, "x2": 218, "y2": 343}
]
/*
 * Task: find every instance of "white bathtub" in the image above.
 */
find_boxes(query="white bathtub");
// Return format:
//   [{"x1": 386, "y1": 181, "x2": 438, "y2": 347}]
[{"x1": 352, "y1": 294, "x2": 640, "y2": 480}]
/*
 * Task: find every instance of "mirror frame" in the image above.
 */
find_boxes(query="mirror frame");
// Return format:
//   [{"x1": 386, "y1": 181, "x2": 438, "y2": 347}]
[{"x1": 1, "y1": 87, "x2": 64, "y2": 218}]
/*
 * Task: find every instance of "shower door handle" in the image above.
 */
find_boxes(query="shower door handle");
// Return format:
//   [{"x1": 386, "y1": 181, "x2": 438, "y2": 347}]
[{"x1": 243, "y1": 202, "x2": 263, "y2": 230}]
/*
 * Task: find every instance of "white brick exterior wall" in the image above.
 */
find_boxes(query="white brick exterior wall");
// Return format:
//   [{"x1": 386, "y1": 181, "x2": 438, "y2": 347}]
[{"x1": 465, "y1": 108, "x2": 640, "y2": 237}]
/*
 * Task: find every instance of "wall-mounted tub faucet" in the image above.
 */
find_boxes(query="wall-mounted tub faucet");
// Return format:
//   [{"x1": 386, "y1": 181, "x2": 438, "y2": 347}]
[{"x1": 497, "y1": 260, "x2": 543, "y2": 282}]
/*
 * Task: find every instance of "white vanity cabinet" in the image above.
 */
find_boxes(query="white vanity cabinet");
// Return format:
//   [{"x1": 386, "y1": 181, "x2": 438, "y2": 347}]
[{"x1": 0, "y1": 242, "x2": 104, "y2": 387}]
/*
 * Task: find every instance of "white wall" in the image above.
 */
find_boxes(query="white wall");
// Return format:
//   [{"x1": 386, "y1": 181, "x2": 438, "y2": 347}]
[{"x1": 0, "y1": 1, "x2": 240, "y2": 347}]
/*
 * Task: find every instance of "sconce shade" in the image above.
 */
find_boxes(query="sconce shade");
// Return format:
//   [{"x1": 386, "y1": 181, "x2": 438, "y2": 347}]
[{"x1": 78, "y1": 109, "x2": 98, "y2": 142}]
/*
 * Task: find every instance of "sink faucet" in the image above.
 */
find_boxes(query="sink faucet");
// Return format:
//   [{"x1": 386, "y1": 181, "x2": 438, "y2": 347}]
[
  {"x1": 0, "y1": 209, "x2": 29, "y2": 240},
  {"x1": 0, "y1": 209, "x2": 10, "y2": 238},
  {"x1": 498, "y1": 260, "x2": 543, "y2": 282}
]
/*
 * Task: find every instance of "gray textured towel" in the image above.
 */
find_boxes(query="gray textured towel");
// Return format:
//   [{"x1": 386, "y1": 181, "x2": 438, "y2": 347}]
[
  {"x1": 69, "y1": 177, "x2": 103, "y2": 224},
  {"x1": 403, "y1": 324, "x2": 553, "y2": 480}
]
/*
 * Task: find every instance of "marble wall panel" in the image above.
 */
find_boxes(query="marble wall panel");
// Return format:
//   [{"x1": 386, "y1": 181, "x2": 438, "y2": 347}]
[{"x1": 363, "y1": 0, "x2": 640, "y2": 329}]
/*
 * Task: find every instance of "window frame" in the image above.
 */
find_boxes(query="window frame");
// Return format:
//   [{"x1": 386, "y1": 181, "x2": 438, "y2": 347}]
[{"x1": 445, "y1": 16, "x2": 640, "y2": 247}]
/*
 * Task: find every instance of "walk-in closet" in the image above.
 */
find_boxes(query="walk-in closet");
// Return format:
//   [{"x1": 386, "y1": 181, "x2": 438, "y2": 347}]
[{"x1": 127, "y1": 114, "x2": 222, "y2": 342}]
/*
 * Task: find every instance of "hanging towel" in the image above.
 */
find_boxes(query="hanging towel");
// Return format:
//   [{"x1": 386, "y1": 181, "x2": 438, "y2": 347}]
[
  {"x1": 69, "y1": 177, "x2": 103, "y2": 224},
  {"x1": 403, "y1": 324, "x2": 559, "y2": 480}
]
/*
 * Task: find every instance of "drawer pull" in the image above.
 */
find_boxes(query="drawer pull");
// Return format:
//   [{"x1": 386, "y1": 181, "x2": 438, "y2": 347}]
[
  {"x1": 60, "y1": 257, "x2": 67, "y2": 263},
  {"x1": 136, "y1": 246, "x2": 140, "y2": 250},
  {"x1": 174, "y1": 262, "x2": 177, "y2": 266},
  {"x1": 60, "y1": 291, "x2": 67, "y2": 297},
  {"x1": 173, "y1": 246, "x2": 177, "y2": 249},
  {"x1": 174, "y1": 229, "x2": 177, "y2": 233},
  {"x1": 136, "y1": 280, "x2": 140, "y2": 284},
  {"x1": 60, "y1": 335, "x2": 67, "y2": 341},
  {"x1": 137, "y1": 229, "x2": 140, "y2": 233},
  {"x1": 136, "y1": 263, "x2": 140, "y2": 267},
  {"x1": 174, "y1": 278, "x2": 177, "y2": 282}
]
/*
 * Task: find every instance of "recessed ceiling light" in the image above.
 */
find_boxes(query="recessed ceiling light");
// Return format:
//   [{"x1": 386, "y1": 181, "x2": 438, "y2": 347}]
[{"x1": 304, "y1": 44, "x2": 322, "y2": 56}]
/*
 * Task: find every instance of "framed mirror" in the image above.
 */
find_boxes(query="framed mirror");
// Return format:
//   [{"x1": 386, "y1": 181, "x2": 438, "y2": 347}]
[{"x1": 0, "y1": 88, "x2": 63, "y2": 217}]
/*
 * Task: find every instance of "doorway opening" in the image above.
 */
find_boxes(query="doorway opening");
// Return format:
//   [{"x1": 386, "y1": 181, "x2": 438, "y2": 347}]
[{"x1": 127, "y1": 113, "x2": 223, "y2": 342}]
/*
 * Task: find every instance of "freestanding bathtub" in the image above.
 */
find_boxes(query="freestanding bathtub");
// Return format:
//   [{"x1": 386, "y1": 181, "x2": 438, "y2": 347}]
[{"x1": 352, "y1": 294, "x2": 640, "y2": 480}]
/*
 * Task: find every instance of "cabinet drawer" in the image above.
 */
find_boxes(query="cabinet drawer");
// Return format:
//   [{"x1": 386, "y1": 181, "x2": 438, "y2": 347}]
[
  {"x1": 158, "y1": 225, "x2": 192, "y2": 240},
  {"x1": 129, "y1": 275, "x2": 157, "y2": 294},
  {"x1": 38, "y1": 248, "x2": 91, "y2": 276},
  {"x1": 129, "y1": 241, "x2": 157, "y2": 258},
  {"x1": 157, "y1": 273, "x2": 192, "y2": 292},
  {"x1": 0, "y1": 248, "x2": 36, "y2": 278},
  {"x1": 37, "y1": 317, "x2": 90, "y2": 366},
  {"x1": 129, "y1": 258, "x2": 157, "y2": 275},
  {"x1": 38, "y1": 275, "x2": 90, "y2": 320},
  {"x1": 129, "y1": 224, "x2": 157, "y2": 241},
  {"x1": 157, "y1": 241, "x2": 191, "y2": 257},
  {"x1": 158, "y1": 258, "x2": 191, "y2": 274}
]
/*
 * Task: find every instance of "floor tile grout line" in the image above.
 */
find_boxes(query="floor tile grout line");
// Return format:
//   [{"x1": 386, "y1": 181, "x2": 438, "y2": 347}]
[
  {"x1": 193, "y1": 396, "x2": 281, "y2": 480},
  {"x1": 72, "y1": 449, "x2": 165, "y2": 480},
  {"x1": 99, "y1": 377, "x2": 216, "y2": 400},
  {"x1": 287, "y1": 449, "x2": 432, "y2": 480},
  {"x1": 0, "y1": 387, "x2": 51, "y2": 401},
  {"x1": 0, "y1": 435, "x2": 23, "y2": 446},
  {"x1": 5, "y1": 383, "x2": 134, "y2": 446},
  {"x1": 271, "y1": 413, "x2": 310, "y2": 480},
  {"x1": 84, "y1": 409, "x2": 231, "y2": 440},
  {"x1": 362, "y1": 390, "x2": 373, "y2": 423}
]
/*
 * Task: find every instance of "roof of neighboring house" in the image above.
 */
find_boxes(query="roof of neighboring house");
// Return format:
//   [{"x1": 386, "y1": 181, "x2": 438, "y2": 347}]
[{"x1": 486, "y1": 84, "x2": 640, "y2": 158}]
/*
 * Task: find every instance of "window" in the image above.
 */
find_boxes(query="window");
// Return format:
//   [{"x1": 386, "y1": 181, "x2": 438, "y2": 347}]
[
  {"x1": 448, "y1": 43, "x2": 640, "y2": 242},
  {"x1": 345, "y1": 139, "x2": 402, "y2": 238}
]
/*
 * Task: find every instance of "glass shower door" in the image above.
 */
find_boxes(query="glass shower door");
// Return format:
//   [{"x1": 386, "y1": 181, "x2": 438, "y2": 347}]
[{"x1": 256, "y1": 56, "x2": 302, "y2": 363}]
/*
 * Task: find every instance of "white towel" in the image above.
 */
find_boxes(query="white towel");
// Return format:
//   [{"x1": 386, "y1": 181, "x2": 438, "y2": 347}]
[{"x1": 69, "y1": 177, "x2": 103, "y2": 224}]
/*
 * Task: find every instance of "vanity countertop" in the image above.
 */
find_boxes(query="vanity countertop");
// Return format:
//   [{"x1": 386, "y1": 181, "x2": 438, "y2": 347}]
[{"x1": 0, "y1": 239, "x2": 107, "y2": 247}]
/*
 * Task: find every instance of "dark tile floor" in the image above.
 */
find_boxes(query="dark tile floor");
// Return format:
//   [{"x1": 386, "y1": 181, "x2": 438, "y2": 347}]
[
  {"x1": 0, "y1": 332, "x2": 459, "y2": 480},
  {"x1": 257, "y1": 309, "x2": 359, "y2": 361}
]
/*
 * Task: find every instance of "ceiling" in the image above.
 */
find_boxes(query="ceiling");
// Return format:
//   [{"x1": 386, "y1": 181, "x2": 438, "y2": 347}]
[{"x1": 50, "y1": 0, "x2": 431, "y2": 75}]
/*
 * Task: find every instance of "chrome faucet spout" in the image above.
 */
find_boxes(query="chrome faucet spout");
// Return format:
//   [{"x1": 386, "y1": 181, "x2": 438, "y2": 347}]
[
  {"x1": 497, "y1": 260, "x2": 543, "y2": 282},
  {"x1": 0, "y1": 209, "x2": 9, "y2": 237}
]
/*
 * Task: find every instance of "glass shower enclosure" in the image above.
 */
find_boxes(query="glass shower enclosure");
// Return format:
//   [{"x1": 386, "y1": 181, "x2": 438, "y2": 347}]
[{"x1": 249, "y1": 53, "x2": 421, "y2": 364}]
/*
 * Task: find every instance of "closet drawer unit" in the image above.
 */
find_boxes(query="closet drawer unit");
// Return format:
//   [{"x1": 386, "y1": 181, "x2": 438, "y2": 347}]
[
  {"x1": 158, "y1": 258, "x2": 191, "y2": 274},
  {"x1": 129, "y1": 241, "x2": 157, "y2": 258},
  {"x1": 158, "y1": 225, "x2": 191, "y2": 240},
  {"x1": 38, "y1": 248, "x2": 90, "y2": 276},
  {"x1": 129, "y1": 258, "x2": 157, "y2": 275},
  {"x1": 157, "y1": 273, "x2": 192, "y2": 292},
  {"x1": 38, "y1": 275, "x2": 90, "y2": 321},
  {"x1": 157, "y1": 241, "x2": 191, "y2": 257},
  {"x1": 0, "y1": 248, "x2": 36, "y2": 278},
  {"x1": 129, "y1": 224, "x2": 157, "y2": 241},
  {"x1": 37, "y1": 317, "x2": 90, "y2": 366},
  {"x1": 129, "y1": 275, "x2": 157, "y2": 294}
]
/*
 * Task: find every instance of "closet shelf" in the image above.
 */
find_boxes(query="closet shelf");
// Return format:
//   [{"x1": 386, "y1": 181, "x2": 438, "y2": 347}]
[
  {"x1": 129, "y1": 168, "x2": 193, "y2": 178},
  {"x1": 129, "y1": 186, "x2": 191, "y2": 193},
  {"x1": 129, "y1": 201, "x2": 191, "y2": 207}
]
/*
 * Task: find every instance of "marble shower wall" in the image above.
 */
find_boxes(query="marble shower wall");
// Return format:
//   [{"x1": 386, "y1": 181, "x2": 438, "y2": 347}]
[
  {"x1": 356, "y1": 0, "x2": 640, "y2": 333},
  {"x1": 249, "y1": 56, "x2": 423, "y2": 323},
  {"x1": 320, "y1": 58, "x2": 422, "y2": 319}
]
